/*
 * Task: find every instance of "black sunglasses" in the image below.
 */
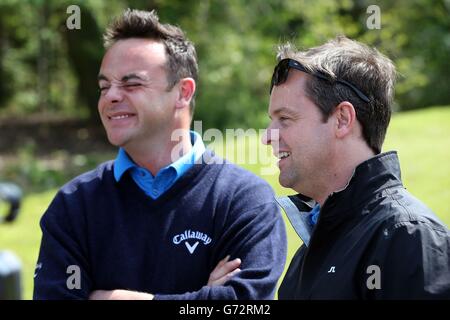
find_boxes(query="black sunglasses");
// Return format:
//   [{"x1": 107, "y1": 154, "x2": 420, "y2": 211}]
[{"x1": 270, "y1": 58, "x2": 370, "y2": 103}]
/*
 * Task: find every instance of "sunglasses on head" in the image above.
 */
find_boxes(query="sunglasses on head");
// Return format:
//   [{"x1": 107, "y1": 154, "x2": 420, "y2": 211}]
[{"x1": 270, "y1": 58, "x2": 370, "y2": 103}]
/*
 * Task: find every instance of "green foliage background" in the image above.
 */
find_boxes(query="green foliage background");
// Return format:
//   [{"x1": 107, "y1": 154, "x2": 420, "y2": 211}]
[{"x1": 1, "y1": 0, "x2": 449, "y2": 128}]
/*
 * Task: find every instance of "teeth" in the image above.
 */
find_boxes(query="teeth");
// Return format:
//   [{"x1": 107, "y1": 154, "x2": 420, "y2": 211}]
[
  {"x1": 278, "y1": 152, "x2": 290, "y2": 159},
  {"x1": 110, "y1": 114, "x2": 130, "y2": 120}
]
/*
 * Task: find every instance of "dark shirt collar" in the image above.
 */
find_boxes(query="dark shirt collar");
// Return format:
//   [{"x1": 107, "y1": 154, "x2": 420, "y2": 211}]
[{"x1": 293, "y1": 151, "x2": 403, "y2": 229}]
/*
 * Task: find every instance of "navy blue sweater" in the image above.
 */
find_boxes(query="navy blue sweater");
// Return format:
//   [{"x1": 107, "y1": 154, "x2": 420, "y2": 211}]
[{"x1": 33, "y1": 152, "x2": 287, "y2": 300}]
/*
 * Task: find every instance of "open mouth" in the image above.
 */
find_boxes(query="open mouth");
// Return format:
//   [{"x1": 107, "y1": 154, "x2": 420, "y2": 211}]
[
  {"x1": 107, "y1": 113, "x2": 135, "y2": 120},
  {"x1": 278, "y1": 151, "x2": 291, "y2": 159}
]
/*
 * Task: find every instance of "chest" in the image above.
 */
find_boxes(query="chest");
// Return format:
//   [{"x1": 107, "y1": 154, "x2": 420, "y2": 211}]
[
  {"x1": 292, "y1": 221, "x2": 381, "y2": 299},
  {"x1": 85, "y1": 198, "x2": 221, "y2": 293}
]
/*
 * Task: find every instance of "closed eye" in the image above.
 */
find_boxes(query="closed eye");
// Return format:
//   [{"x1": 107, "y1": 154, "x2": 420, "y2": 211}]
[
  {"x1": 98, "y1": 83, "x2": 143, "y2": 94},
  {"x1": 123, "y1": 83, "x2": 142, "y2": 89}
]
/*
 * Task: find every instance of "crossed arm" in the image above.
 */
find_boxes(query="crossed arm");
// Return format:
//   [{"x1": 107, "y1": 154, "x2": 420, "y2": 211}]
[
  {"x1": 34, "y1": 189, "x2": 286, "y2": 300},
  {"x1": 89, "y1": 256, "x2": 242, "y2": 300}
]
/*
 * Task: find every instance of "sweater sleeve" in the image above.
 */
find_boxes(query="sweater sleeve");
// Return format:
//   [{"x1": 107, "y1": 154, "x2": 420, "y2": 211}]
[
  {"x1": 33, "y1": 193, "x2": 93, "y2": 300},
  {"x1": 154, "y1": 199, "x2": 287, "y2": 300}
]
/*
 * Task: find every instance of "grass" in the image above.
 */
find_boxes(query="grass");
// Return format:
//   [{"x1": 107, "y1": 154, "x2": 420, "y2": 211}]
[
  {"x1": 0, "y1": 189, "x2": 56, "y2": 299},
  {"x1": 1, "y1": 106, "x2": 449, "y2": 299}
]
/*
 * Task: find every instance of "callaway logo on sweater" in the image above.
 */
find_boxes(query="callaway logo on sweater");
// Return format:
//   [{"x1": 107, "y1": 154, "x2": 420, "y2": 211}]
[{"x1": 173, "y1": 230, "x2": 212, "y2": 254}]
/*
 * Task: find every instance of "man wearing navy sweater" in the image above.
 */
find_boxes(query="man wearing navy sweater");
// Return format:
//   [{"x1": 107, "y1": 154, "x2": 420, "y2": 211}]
[{"x1": 33, "y1": 9, "x2": 287, "y2": 300}]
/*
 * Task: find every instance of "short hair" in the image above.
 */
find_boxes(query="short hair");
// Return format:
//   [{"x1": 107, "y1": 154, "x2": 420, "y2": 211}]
[
  {"x1": 276, "y1": 36, "x2": 396, "y2": 154},
  {"x1": 103, "y1": 9, "x2": 199, "y2": 114}
]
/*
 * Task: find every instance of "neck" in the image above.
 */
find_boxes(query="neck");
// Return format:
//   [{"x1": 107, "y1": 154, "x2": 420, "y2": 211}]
[
  {"x1": 124, "y1": 129, "x2": 192, "y2": 176},
  {"x1": 314, "y1": 143, "x2": 375, "y2": 207}
]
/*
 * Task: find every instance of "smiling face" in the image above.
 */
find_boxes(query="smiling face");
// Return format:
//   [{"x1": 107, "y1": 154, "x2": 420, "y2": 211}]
[
  {"x1": 97, "y1": 38, "x2": 179, "y2": 149},
  {"x1": 263, "y1": 71, "x2": 336, "y2": 196}
]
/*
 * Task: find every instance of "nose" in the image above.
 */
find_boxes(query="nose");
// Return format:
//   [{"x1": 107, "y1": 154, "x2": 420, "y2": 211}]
[
  {"x1": 102, "y1": 85, "x2": 124, "y2": 104},
  {"x1": 261, "y1": 125, "x2": 278, "y2": 146}
]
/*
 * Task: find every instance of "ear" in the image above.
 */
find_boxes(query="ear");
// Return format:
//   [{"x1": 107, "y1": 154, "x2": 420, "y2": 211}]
[
  {"x1": 333, "y1": 101, "x2": 356, "y2": 139},
  {"x1": 175, "y1": 77, "x2": 196, "y2": 109}
]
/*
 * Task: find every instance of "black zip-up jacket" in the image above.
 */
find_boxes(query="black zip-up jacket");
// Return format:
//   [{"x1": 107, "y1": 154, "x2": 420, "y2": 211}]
[{"x1": 278, "y1": 151, "x2": 450, "y2": 299}]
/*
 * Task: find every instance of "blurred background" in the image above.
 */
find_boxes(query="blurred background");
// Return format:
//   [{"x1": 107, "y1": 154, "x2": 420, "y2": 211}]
[{"x1": 0, "y1": 0, "x2": 449, "y2": 299}]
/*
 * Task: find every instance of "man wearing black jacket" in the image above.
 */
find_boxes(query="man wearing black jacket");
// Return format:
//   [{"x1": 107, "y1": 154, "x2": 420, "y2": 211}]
[{"x1": 263, "y1": 36, "x2": 450, "y2": 299}]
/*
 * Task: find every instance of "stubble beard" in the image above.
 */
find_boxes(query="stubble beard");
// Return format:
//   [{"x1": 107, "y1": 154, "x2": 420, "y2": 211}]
[{"x1": 278, "y1": 163, "x2": 300, "y2": 190}]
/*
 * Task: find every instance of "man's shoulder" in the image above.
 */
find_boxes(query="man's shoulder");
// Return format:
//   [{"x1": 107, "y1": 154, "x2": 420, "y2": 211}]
[
  {"x1": 59, "y1": 160, "x2": 115, "y2": 195},
  {"x1": 212, "y1": 161, "x2": 274, "y2": 197},
  {"x1": 41, "y1": 160, "x2": 115, "y2": 224},
  {"x1": 206, "y1": 153, "x2": 271, "y2": 188},
  {"x1": 199, "y1": 152, "x2": 276, "y2": 209},
  {"x1": 371, "y1": 186, "x2": 449, "y2": 235}
]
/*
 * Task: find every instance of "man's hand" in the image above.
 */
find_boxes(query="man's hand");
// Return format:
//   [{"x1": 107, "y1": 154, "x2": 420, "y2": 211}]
[
  {"x1": 89, "y1": 255, "x2": 240, "y2": 299},
  {"x1": 89, "y1": 289, "x2": 154, "y2": 300},
  {"x1": 207, "y1": 255, "x2": 241, "y2": 286}
]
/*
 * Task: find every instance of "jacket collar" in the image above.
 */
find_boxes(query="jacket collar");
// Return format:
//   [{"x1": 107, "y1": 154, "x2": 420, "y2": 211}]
[{"x1": 288, "y1": 151, "x2": 404, "y2": 231}]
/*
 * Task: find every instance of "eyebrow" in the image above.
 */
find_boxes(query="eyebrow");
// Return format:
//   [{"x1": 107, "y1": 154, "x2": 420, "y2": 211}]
[
  {"x1": 97, "y1": 74, "x2": 108, "y2": 81},
  {"x1": 97, "y1": 73, "x2": 148, "y2": 82},
  {"x1": 270, "y1": 107, "x2": 297, "y2": 118}
]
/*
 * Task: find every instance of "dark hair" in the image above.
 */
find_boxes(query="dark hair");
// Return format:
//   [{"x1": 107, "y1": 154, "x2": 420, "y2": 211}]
[
  {"x1": 277, "y1": 36, "x2": 396, "y2": 154},
  {"x1": 104, "y1": 9, "x2": 199, "y2": 113}
]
